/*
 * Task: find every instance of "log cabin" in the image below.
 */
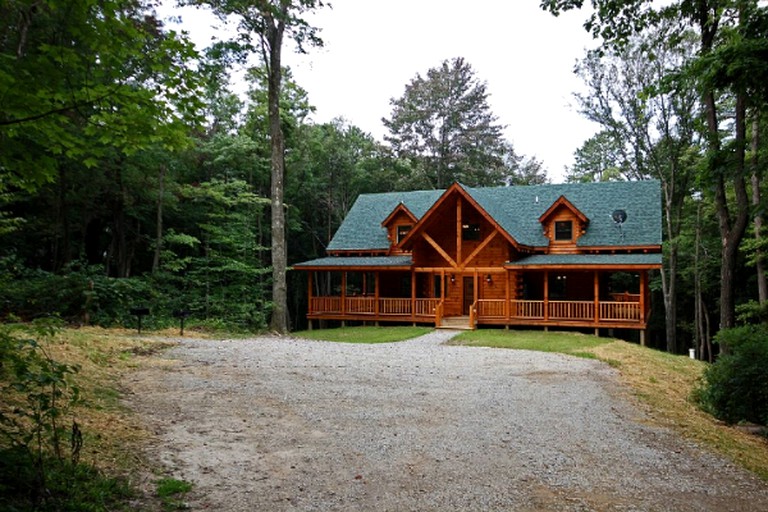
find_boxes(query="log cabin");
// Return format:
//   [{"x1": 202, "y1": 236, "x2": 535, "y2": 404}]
[{"x1": 294, "y1": 181, "x2": 662, "y2": 343}]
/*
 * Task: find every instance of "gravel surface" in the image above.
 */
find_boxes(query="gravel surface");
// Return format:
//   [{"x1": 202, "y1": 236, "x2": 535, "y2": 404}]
[{"x1": 125, "y1": 330, "x2": 768, "y2": 511}]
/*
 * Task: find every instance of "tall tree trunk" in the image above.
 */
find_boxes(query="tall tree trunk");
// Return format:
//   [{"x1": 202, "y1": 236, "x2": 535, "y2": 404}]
[
  {"x1": 751, "y1": 116, "x2": 767, "y2": 304},
  {"x1": 267, "y1": 6, "x2": 288, "y2": 333},
  {"x1": 713, "y1": 91, "x2": 750, "y2": 331},
  {"x1": 152, "y1": 165, "x2": 166, "y2": 274}
]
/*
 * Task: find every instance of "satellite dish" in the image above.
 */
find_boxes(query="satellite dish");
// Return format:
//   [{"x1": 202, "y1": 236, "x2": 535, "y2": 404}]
[{"x1": 612, "y1": 209, "x2": 627, "y2": 224}]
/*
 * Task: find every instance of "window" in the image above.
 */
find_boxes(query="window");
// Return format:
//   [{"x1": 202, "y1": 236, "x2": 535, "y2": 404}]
[
  {"x1": 396, "y1": 225, "x2": 412, "y2": 243},
  {"x1": 462, "y1": 223, "x2": 480, "y2": 241},
  {"x1": 554, "y1": 221, "x2": 573, "y2": 241}
]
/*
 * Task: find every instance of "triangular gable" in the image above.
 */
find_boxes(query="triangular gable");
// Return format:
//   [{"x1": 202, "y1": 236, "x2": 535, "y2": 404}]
[
  {"x1": 381, "y1": 202, "x2": 417, "y2": 227},
  {"x1": 538, "y1": 195, "x2": 589, "y2": 225},
  {"x1": 399, "y1": 183, "x2": 526, "y2": 250}
]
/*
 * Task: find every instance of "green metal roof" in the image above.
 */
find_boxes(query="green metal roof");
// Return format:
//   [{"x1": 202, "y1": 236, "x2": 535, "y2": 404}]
[
  {"x1": 508, "y1": 253, "x2": 662, "y2": 267},
  {"x1": 326, "y1": 181, "x2": 662, "y2": 251},
  {"x1": 293, "y1": 256, "x2": 413, "y2": 268}
]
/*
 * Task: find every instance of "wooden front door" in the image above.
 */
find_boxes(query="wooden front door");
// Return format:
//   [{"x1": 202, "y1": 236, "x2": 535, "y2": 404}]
[{"x1": 462, "y1": 277, "x2": 474, "y2": 315}]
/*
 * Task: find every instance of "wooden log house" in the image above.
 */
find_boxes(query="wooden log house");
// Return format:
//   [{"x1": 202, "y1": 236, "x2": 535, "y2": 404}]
[{"x1": 295, "y1": 181, "x2": 662, "y2": 343}]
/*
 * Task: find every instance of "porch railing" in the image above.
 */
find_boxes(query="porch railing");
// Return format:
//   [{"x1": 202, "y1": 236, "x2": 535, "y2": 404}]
[
  {"x1": 311, "y1": 297, "x2": 440, "y2": 317},
  {"x1": 310, "y1": 297, "x2": 643, "y2": 324}
]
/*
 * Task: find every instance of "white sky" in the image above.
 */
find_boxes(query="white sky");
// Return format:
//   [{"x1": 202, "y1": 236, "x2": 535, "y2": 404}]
[{"x1": 161, "y1": 1, "x2": 601, "y2": 183}]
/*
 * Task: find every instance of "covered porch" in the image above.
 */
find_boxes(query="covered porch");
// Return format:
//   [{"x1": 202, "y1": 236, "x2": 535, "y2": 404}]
[{"x1": 297, "y1": 254, "x2": 660, "y2": 339}]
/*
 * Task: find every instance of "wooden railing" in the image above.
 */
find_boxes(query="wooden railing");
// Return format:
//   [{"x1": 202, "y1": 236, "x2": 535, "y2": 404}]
[
  {"x1": 345, "y1": 297, "x2": 375, "y2": 314},
  {"x1": 310, "y1": 296, "x2": 341, "y2": 313},
  {"x1": 509, "y1": 300, "x2": 544, "y2": 319},
  {"x1": 379, "y1": 298, "x2": 411, "y2": 315},
  {"x1": 600, "y1": 301, "x2": 641, "y2": 321},
  {"x1": 548, "y1": 300, "x2": 594, "y2": 320},
  {"x1": 311, "y1": 297, "x2": 642, "y2": 325},
  {"x1": 483, "y1": 299, "x2": 641, "y2": 324},
  {"x1": 415, "y1": 298, "x2": 440, "y2": 316},
  {"x1": 476, "y1": 299, "x2": 506, "y2": 318}
]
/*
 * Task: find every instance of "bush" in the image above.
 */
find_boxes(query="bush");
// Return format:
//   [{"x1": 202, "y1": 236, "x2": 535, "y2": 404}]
[{"x1": 695, "y1": 325, "x2": 768, "y2": 426}]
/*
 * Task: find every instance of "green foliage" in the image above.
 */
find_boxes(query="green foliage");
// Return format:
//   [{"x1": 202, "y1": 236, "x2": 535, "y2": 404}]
[
  {"x1": 0, "y1": 321, "x2": 79, "y2": 455},
  {"x1": 0, "y1": 322, "x2": 133, "y2": 510},
  {"x1": 0, "y1": 446, "x2": 134, "y2": 512},
  {"x1": 695, "y1": 325, "x2": 768, "y2": 425},
  {"x1": 0, "y1": 0, "x2": 203, "y2": 193}
]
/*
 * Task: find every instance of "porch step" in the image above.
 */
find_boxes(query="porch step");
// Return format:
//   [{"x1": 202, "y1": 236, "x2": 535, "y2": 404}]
[{"x1": 438, "y1": 316, "x2": 474, "y2": 330}]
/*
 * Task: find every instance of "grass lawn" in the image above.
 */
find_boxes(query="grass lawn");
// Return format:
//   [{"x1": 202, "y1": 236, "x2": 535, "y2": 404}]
[
  {"x1": 451, "y1": 328, "x2": 768, "y2": 481},
  {"x1": 450, "y1": 328, "x2": 613, "y2": 357},
  {"x1": 292, "y1": 325, "x2": 432, "y2": 343}
]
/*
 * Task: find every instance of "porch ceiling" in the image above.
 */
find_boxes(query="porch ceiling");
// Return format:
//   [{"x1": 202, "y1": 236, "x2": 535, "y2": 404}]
[{"x1": 506, "y1": 253, "x2": 662, "y2": 270}]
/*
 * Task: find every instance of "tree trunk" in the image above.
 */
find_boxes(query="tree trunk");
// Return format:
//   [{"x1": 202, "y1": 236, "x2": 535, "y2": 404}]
[
  {"x1": 267, "y1": 7, "x2": 288, "y2": 333},
  {"x1": 152, "y1": 164, "x2": 166, "y2": 274},
  {"x1": 751, "y1": 116, "x2": 767, "y2": 304}
]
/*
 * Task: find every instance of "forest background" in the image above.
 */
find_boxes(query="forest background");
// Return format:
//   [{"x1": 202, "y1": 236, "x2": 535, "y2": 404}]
[{"x1": 2, "y1": 0, "x2": 768, "y2": 357}]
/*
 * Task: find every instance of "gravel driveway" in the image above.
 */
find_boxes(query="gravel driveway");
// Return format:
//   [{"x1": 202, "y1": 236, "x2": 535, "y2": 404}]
[{"x1": 125, "y1": 330, "x2": 768, "y2": 511}]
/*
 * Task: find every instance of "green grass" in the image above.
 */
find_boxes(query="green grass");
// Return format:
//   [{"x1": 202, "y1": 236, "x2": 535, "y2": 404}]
[
  {"x1": 156, "y1": 478, "x2": 193, "y2": 511},
  {"x1": 293, "y1": 325, "x2": 433, "y2": 343},
  {"x1": 450, "y1": 328, "x2": 613, "y2": 355}
]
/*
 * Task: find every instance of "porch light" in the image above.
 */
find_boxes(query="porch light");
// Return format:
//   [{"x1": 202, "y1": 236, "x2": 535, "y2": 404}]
[
  {"x1": 486, "y1": 274, "x2": 493, "y2": 284},
  {"x1": 450, "y1": 274, "x2": 456, "y2": 284}
]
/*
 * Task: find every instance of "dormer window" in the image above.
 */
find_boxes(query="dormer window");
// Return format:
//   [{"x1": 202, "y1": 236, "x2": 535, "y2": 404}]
[
  {"x1": 397, "y1": 225, "x2": 412, "y2": 243},
  {"x1": 555, "y1": 221, "x2": 573, "y2": 241}
]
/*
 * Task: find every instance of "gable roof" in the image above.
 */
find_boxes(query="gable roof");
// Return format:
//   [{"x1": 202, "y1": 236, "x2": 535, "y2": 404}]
[
  {"x1": 326, "y1": 181, "x2": 661, "y2": 252},
  {"x1": 327, "y1": 189, "x2": 443, "y2": 252}
]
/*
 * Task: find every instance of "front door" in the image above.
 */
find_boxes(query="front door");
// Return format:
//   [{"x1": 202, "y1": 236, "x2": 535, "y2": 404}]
[{"x1": 462, "y1": 277, "x2": 474, "y2": 315}]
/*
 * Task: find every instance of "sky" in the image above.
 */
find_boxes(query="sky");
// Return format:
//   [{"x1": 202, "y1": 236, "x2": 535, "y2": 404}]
[{"x1": 160, "y1": 1, "x2": 601, "y2": 183}]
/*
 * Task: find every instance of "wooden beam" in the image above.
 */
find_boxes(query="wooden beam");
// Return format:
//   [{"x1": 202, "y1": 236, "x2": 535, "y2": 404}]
[
  {"x1": 460, "y1": 231, "x2": 498, "y2": 268},
  {"x1": 411, "y1": 269, "x2": 416, "y2": 322},
  {"x1": 341, "y1": 272, "x2": 347, "y2": 315},
  {"x1": 640, "y1": 270, "x2": 647, "y2": 323},
  {"x1": 375, "y1": 271, "x2": 380, "y2": 318},
  {"x1": 423, "y1": 233, "x2": 458, "y2": 268},
  {"x1": 456, "y1": 198, "x2": 463, "y2": 266},
  {"x1": 544, "y1": 271, "x2": 549, "y2": 322},
  {"x1": 505, "y1": 270, "x2": 511, "y2": 322},
  {"x1": 593, "y1": 271, "x2": 599, "y2": 325}
]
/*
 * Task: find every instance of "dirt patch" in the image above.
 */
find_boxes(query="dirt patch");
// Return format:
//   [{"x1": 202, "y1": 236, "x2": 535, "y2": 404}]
[{"x1": 124, "y1": 332, "x2": 768, "y2": 511}]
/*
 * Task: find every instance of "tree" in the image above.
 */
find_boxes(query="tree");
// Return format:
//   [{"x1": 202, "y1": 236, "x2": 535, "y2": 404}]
[
  {"x1": 541, "y1": 0, "x2": 768, "y2": 333},
  {"x1": 383, "y1": 57, "x2": 536, "y2": 188},
  {"x1": 572, "y1": 26, "x2": 700, "y2": 353},
  {"x1": 187, "y1": 0, "x2": 326, "y2": 333},
  {"x1": 566, "y1": 131, "x2": 626, "y2": 183},
  {"x1": 0, "y1": 0, "x2": 202, "y2": 193}
]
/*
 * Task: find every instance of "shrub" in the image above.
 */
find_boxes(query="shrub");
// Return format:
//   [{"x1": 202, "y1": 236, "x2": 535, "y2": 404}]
[{"x1": 695, "y1": 325, "x2": 768, "y2": 426}]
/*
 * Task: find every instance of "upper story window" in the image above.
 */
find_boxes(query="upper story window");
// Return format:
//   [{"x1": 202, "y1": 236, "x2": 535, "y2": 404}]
[
  {"x1": 554, "y1": 220, "x2": 573, "y2": 241},
  {"x1": 462, "y1": 223, "x2": 481, "y2": 241},
  {"x1": 397, "y1": 225, "x2": 412, "y2": 243}
]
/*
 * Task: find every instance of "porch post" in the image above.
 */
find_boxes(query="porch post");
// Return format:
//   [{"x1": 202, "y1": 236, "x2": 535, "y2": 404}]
[
  {"x1": 411, "y1": 269, "x2": 416, "y2": 323},
  {"x1": 341, "y1": 272, "x2": 347, "y2": 315},
  {"x1": 543, "y1": 270, "x2": 549, "y2": 322},
  {"x1": 307, "y1": 271, "x2": 314, "y2": 331},
  {"x1": 640, "y1": 270, "x2": 647, "y2": 323},
  {"x1": 440, "y1": 269, "x2": 445, "y2": 299},
  {"x1": 593, "y1": 271, "x2": 600, "y2": 325},
  {"x1": 374, "y1": 272, "x2": 380, "y2": 327},
  {"x1": 505, "y1": 270, "x2": 511, "y2": 325}
]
